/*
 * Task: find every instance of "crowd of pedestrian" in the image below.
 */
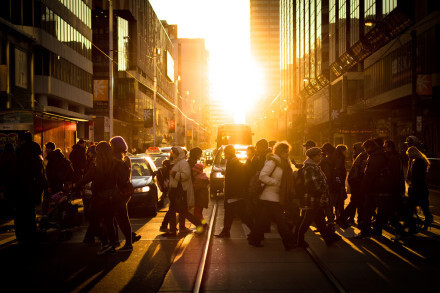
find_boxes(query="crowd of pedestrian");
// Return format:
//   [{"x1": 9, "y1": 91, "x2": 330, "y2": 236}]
[
  {"x1": 214, "y1": 134, "x2": 432, "y2": 250},
  {"x1": 0, "y1": 131, "x2": 433, "y2": 255}
]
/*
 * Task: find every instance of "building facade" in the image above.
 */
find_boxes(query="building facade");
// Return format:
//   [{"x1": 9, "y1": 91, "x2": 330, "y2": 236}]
[
  {"x1": 92, "y1": 0, "x2": 176, "y2": 150},
  {"x1": 280, "y1": 0, "x2": 440, "y2": 158},
  {"x1": 250, "y1": 0, "x2": 281, "y2": 103},
  {"x1": 171, "y1": 38, "x2": 209, "y2": 149},
  {"x1": 0, "y1": 0, "x2": 93, "y2": 153}
]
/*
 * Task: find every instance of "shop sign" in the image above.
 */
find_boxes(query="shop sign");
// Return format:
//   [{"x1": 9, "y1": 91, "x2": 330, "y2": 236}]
[
  {"x1": 93, "y1": 80, "x2": 109, "y2": 108},
  {"x1": 187, "y1": 129, "x2": 193, "y2": 137},
  {"x1": 338, "y1": 129, "x2": 374, "y2": 134}
]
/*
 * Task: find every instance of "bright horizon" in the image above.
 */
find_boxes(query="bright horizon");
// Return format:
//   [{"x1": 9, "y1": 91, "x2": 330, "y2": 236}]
[{"x1": 150, "y1": 0, "x2": 265, "y2": 124}]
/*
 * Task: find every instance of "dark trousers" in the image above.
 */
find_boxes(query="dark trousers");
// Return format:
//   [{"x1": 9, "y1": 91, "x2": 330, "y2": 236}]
[
  {"x1": 358, "y1": 193, "x2": 376, "y2": 235},
  {"x1": 222, "y1": 199, "x2": 252, "y2": 233},
  {"x1": 294, "y1": 206, "x2": 332, "y2": 245},
  {"x1": 248, "y1": 200, "x2": 293, "y2": 249},
  {"x1": 161, "y1": 211, "x2": 186, "y2": 230},
  {"x1": 168, "y1": 208, "x2": 202, "y2": 233},
  {"x1": 341, "y1": 185, "x2": 363, "y2": 222},
  {"x1": 86, "y1": 199, "x2": 110, "y2": 244},
  {"x1": 111, "y1": 198, "x2": 132, "y2": 245}
]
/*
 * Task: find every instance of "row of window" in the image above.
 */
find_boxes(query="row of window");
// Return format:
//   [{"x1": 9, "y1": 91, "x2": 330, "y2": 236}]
[
  {"x1": 35, "y1": 51, "x2": 92, "y2": 93},
  {"x1": 58, "y1": 0, "x2": 91, "y2": 28},
  {"x1": 39, "y1": 4, "x2": 92, "y2": 60}
]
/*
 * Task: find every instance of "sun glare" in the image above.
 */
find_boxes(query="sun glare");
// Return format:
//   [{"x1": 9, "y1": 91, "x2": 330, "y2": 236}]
[{"x1": 150, "y1": 0, "x2": 264, "y2": 124}]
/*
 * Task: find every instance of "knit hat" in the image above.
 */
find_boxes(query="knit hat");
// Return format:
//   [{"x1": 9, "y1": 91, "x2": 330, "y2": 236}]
[
  {"x1": 192, "y1": 163, "x2": 204, "y2": 174},
  {"x1": 303, "y1": 140, "x2": 316, "y2": 148},
  {"x1": 306, "y1": 147, "x2": 322, "y2": 158},
  {"x1": 110, "y1": 136, "x2": 128, "y2": 152}
]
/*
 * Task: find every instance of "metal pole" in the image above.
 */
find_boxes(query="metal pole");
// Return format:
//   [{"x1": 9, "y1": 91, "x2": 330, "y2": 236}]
[
  {"x1": 109, "y1": 0, "x2": 113, "y2": 138},
  {"x1": 153, "y1": 50, "x2": 157, "y2": 147},
  {"x1": 184, "y1": 116, "x2": 187, "y2": 148},
  {"x1": 174, "y1": 79, "x2": 178, "y2": 146}
]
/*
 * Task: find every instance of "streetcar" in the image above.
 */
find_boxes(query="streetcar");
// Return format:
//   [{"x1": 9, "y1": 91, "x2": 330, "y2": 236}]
[{"x1": 216, "y1": 124, "x2": 252, "y2": 149}]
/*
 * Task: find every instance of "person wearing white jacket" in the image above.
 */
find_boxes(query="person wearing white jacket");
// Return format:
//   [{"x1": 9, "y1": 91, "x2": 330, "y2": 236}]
[
  {"x1": 248, "y1": 142, "x2": 295, "y2": 250},
  {"x1": 163, "y1": 147, "x2": 203, "y2": 236}
]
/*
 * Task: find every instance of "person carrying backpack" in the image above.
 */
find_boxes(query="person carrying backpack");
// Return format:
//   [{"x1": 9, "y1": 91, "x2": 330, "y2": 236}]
[{"x1": 293, "y1": 147, "x2": 341, "y2": 247}]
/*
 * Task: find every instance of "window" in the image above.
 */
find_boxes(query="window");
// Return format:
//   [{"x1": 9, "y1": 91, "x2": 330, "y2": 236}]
[{"x1": 15, "y1": 48, "x2": 28, "y2": 88}]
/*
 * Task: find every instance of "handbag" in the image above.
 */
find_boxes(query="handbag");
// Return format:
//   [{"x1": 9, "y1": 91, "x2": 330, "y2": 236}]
[{"x1": 169, "y1": 180, "x2": 187, "y2": 212}]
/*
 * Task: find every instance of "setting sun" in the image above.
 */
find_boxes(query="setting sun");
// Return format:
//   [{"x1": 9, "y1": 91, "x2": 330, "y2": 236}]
[{"x1": 150, "y1": 0, "x2": 265, "y2": 123}]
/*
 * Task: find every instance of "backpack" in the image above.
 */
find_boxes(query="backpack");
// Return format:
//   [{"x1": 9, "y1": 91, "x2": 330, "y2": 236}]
[
  {"x1": 247, "y1": 164, "x2": 276, "y2": 200},
  {"x1": 292, "y1": 167, "x2": 306, "y2": 202}
]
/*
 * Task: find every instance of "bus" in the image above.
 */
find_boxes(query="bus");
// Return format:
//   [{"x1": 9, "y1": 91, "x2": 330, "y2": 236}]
[{"x1": 216, "y1": 124, "x2": 252, "y2": 149}]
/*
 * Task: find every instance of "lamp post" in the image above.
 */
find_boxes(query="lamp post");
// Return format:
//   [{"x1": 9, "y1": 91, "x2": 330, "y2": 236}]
[
  {"x1": 109, "y1": 0, "x2": 113, "y2": 138},
  {"x1": 153, "y1": 48, "x2": 160, "y2": 147}
]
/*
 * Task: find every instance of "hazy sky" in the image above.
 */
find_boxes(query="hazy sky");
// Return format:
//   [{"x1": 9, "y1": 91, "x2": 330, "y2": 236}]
[{"x1": 150, "y1": 0, "x2": 264, "y2": 123}]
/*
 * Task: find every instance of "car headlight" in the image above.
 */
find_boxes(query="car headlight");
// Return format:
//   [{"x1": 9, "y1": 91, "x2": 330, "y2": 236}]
[
  {"x1": 134, "y1": 186, "x2": 150, "y2": 193},
  {"x1": 213, "y1": 172, "x2": 224, "y2": 179}
]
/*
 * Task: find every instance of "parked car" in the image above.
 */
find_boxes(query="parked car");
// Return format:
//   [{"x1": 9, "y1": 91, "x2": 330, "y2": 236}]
[
  {"x1": 127, "y1": 155, "x2": 163, "y2": 216},
  {"x1": 147, "y1": 153, "x2": 169, "y2": 168},
  {"x1": 203, "y1": 149, "x2": 214, "y2": 165},
  {"x1": 209, "y1": 145, "x2": 249, "y2": 198}
]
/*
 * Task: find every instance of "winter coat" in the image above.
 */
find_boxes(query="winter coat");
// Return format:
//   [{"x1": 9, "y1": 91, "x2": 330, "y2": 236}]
[
  {"x1": 407, "y1": 158, "x2": 429, "y2": 199},
  {"x1": 46, "y1": 149, "x2": 74, "y2": 194},
  {"x1": 319, "y1": 156, "x2": 338, "y2": 193},
  {"x1": 224, "y1": 156, "x2": 246, "y2": 201},
  {"x1": 169, "y1": 147, "x2": 194, "y2": 207},
  {"x1": 259, "y1": 154, "x2": 283, "y2": 202},
  {"x1": 193, "y1": 172, "x2": 209, "y2": 208},
  {"x1": 347, "y1": 152, "x2": 368, "y2": 188},
  {"x1": 0, "y1": 149, "x2": 16, "y2": 200},
  {"x1": 15, "y1": 141, "x2": 45, "y2": 204},
  {"x1": 362, "y1": 148, "x2": 389, "y2": 195},
  {"x1": 69, "y1": 144, "x2": 87, "y2": 178},
  {"x1": 251, "y1": 148, "x2": 272, "y2": 173},
  {"x1": 302, "y1": 158, "x2": 329, "y2": 208},
  {"x1": 386, "y1": 151, "x2": 405, "y2": 197},
  {"x1": 76, "y1": 159, "x2": 131, "y2": 202}
]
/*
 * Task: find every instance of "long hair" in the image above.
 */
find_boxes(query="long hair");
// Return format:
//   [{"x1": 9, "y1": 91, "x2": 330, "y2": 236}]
[
  {"x1": 273, "y1": 141, "x2": 291, "y2": 157},
  {"x1": 406, "y1": 146, "x2": 430, "y2": 171},
  {"x1": 96, "y1": 141, "x2": 116, "y2": 173}
]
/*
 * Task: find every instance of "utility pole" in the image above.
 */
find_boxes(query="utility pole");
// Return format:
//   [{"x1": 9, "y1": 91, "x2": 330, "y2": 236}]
[
  {"x1": 153, "y1": 49, "x2": 158, "y2": 147},
  {"x1": 109, "y1": 0, "x2": 113, "y2": 138},
  {"x1": 108, "y1": 0, "x2": 114, "y2": 138}
]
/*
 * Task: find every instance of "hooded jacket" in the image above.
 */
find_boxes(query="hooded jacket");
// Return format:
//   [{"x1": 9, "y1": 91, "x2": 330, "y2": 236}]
[
  {"x1": 169, "y1": 147, "x2": 194, "y2": 207},
  {"x1": 46, "y1": 149, "x2": 73, "y2": 193},
  {"x1": 259, "y1": 154, "x2": 283, "y2": 202}
]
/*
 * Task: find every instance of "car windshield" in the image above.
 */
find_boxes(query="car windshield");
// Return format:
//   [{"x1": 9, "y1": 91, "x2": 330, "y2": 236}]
[
  {"x1": 131, "y1": 159, "x2": 152, "y2": 177},
  {"x1": 149, "y1": 154, "x2": 168, "y2": 168}
]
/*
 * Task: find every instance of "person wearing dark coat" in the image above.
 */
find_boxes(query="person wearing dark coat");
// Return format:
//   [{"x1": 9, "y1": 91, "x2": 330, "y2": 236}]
[
  {"x1": 339, "y1": 150, "x2": 368, "y2": 228},
  {"x1": 69, "y1": 139, "x2": 87, "y2": 182},
  {"x1": 188, "y1": 147, "x2": 203, "y2": 170},
  {"x1": 75, "y1": 141, "x2": 132, "y2": 254},
  {"x1": 319, "y1": 143, "x2": 338, "y2": 229},
  {"x1": 0, "y1": 143, "x2": 16, "y2": 216},
  {"x1": 382, "y1": 140, "x2": 406, "y2": 237},
  {"x1": 333, "y1": 145, "x2": 348, "y2": 224},
  {"x1": 293, "y1": 147, "x2": 341, "y2": 247},
  {"x1": 43, "y1": 148, "x2": 74, "y2": 214},
  {"x1": 406, "y1": 146, "x2": 432, "y2": 230},
  {"x1": 356, "y1": 139, "x2": 389, "y2": 238},
  {"x1": 14, "y1": 132, "x2": 45, "y2": 246},
  {"x1": 216, "y1": 145, "x2": 252, "y2": 238}
]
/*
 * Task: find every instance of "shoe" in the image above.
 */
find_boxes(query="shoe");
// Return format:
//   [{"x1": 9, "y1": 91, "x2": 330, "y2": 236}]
[
  {"x1": 248, "y1": 240, "x2": 264, "y2": 247},
  {"x1": 112, "y1": 241, "x2": 121, "y2": 249},
  {"x1": 132, "y1": 233, "x2": 141, "y2": 243},
  {"x1": 325, "y1": 234, "x2": 342, "y2": 246},
  {"x1": 422, "y1": 217, "x2": 433, "y2": 231},
  {"x1": 353, "y1": 233, "x2": 370, "y2": 239},
  {"x1": 162, "y1": 231, "x2": 177, "y2": 237},
  {"x1": 118, "y1": 244, "x2": 133, "y2": 252},
  {"x1": 179, "y1": 227, "x2": 192, "y2": 234},
  {"x1": 215, "y1": 231, "x2": 230, "y2": 238},
  {"x1": 336, "y1": 219, "x2": 350, "y2": 230},
  {"x1": 97, "y1": 244, "x2": 112, "y2": 255},
  {"x1": 159, "y1": 226, "x2": 169, "y2": 233}
]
